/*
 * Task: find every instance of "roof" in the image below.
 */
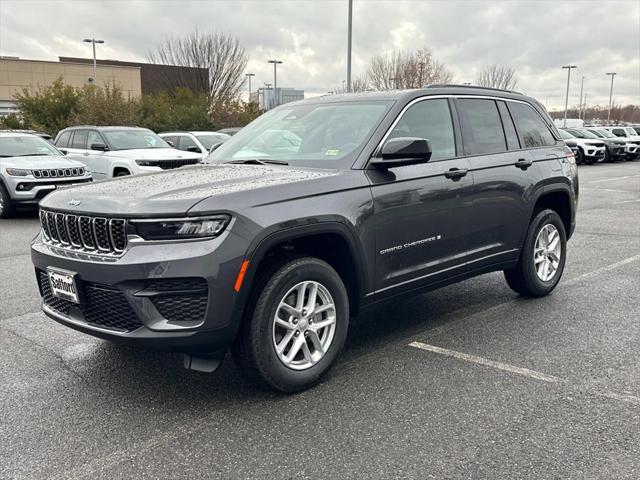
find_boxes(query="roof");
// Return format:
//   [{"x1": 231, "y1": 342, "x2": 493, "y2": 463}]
[
  {"x1": 0, "y1": 131, "x2": 41, "y2": 137},
  {"x1": 295, "y1": 85, "x2": 531, "y2": 106},
  {"x1": 61, "y1": 125, "x2": 149, "y2": 131}
]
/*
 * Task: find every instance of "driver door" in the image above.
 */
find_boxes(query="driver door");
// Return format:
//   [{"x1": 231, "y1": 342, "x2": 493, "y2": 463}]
[{"x1": 367, "y1": 98, "x2": 475, "y2": 294}]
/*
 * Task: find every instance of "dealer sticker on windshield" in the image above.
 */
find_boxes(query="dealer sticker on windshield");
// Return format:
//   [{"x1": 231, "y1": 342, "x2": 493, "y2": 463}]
[{"x1": 47, "y1": 268, "x2": 79, "y2": 304}]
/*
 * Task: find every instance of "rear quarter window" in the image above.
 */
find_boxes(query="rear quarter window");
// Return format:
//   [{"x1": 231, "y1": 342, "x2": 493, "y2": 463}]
[{"x1": 508, "y1": 102, "x2": 556, "y2": 148}]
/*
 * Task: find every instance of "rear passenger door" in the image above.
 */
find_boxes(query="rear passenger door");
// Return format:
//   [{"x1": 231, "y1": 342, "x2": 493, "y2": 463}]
[
  {"x1": 63, "y1": 129, "x2": 89, "y2": 164},
  {"x1": 455, "y1": 97, "x2": 540, "y2": 267}
]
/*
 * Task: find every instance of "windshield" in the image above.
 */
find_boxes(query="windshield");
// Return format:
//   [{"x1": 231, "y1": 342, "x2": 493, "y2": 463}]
[
  {"x1": 595, "y1": 129, "x2": 616, "y2": 138},
  {"x1": 0, "y1": 135, "x2": 60, "y2": 158},
  {"x1": 103, "y1": 129, "x2": 170, "y2": 150},
  {"x1": 195, "y1": 133, "x2": 230, "y2": 150},
  {"x1": 568, "y1": 129, "x2": 599, "y2": 139},
  {"x1": 624, "y1": 127, "x2": 638, "y2": 136},
  {"x1": 209, "y1": 101, "x2": 392, "y2": 167},
  {"x1": 558, "y1": 129, "x2": 575, "y2": 139},
  {"x1": 586, "y1": 129, "x2": 605, "y2": 138}
]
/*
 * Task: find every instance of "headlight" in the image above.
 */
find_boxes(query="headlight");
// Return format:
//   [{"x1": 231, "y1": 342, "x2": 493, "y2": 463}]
[
  {"x1": 5, "y1": 168, "x2": 31, "y2": 176},
  {"x1": 132, "y1": 215, "x2": 231, "y2": 240}
]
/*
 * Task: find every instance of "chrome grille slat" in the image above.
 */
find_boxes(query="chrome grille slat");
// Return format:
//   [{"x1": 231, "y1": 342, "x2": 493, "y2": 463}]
[
  {"x1": 40, "y1": 209, "x2": 126, "y2": 255},
  {"x1": 32, "y1": 168, "x2": 85, "y2": 178}
]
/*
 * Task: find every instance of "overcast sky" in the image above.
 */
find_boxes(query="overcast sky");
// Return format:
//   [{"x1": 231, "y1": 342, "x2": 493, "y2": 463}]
[{"x1": 1, "y1": 0, "x2": 638, "y2": 109}]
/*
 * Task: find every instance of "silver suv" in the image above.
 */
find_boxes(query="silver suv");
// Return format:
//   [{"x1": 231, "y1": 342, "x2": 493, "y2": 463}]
[
  {"x1": 0, "y1": 132, "x2": 91, "y2": 218},
  {"x1": 54, "y1": 126, "x2": 202, "y2": 181}
]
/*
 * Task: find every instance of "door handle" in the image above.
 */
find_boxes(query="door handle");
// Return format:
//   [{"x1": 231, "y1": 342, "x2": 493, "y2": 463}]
[
  {"x1": 514, "y1": 158, "x2": 533, "y2": 170},
  {"x1": 444, "y1": 168, "x2": 468, "y2": 180}
]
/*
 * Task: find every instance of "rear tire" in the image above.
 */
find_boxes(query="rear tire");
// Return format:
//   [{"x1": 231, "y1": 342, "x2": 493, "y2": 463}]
[
  {"x1": 115, "y1": 170, "x2": 130, "y2": 177},
  {"x1": 0, "y1": 183, "x2": 15, "y2": 219},
  {"x1": 232, "y1": 257, "x2": 349, "y2": 393},
  {"x1": 504, "y1": 209, "x2": 567, "y2": 297}
]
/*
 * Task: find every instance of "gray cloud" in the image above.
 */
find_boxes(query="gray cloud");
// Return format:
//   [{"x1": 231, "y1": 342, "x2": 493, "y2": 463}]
[{"x1": 1, "y1": 0, "x2": 638, "y2": 109}]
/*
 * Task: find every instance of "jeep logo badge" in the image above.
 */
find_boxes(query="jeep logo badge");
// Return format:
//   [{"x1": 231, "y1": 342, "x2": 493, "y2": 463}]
[{"x1": 68, "y1": 199, "x2": 81, "y2": 206}]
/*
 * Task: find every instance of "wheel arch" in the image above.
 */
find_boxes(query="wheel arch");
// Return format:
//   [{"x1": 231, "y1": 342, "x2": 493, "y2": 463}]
[
  {"x1": 531, "y1": 185, "x2": 574, "y2": 239},
  {"x1": 234, "y1": 222, "x2": 368, "y2": 326}
]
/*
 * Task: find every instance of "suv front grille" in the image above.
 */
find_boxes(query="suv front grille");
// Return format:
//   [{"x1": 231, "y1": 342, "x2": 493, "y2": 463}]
[
  {"x1": 40, "y1": 209, "x2": 127, "y2": 255},
  {"x1": 32, "y1": 167, "x2": 85, "y2": 178},
  {"x1": 37, "y1": 271, "x2": 142, "y2": 332},
  {"x1": 142, "y1": 159, "x2": 200, "y2": 170}
]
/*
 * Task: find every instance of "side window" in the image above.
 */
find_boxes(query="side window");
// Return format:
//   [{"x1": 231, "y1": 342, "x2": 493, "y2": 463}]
[
  {"x1": 70, "y1": 130, "x2": 88, "y2": 149},
  {"x1": 457, "y1": 99, "x2": 506, "y2": 155},
  {"x1": 497, "y1": 101, "x2": 520, "y2": 150},
  {"x1": 163, "y1": 136, "x2": 178, "y2": 147},
  {"x1": 508, "y1": 102, "x2": 556, "y2": 148},
  {"x1": 178, "y1": 135, "x2": 199, "y2": 152},
  {"x1": 387, "y1": 98, "x2": 455, "y2": 161},
  {"x1": 56, "y1": 131, "x2": 71, "y2": 147},
  {"x1": 612, "y1": 128, "x2": 625, "y2": 137},
  {"x1": 86, "y1": 131, "x2": 103, "y2": 149}
]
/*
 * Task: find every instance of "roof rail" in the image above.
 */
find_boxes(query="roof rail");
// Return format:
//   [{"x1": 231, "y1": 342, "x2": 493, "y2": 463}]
[{"x1": 426, "y1": 84, "x2": 523, "y2": 95}]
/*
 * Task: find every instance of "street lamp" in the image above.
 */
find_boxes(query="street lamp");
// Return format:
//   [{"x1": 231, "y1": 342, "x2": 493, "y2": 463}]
[
  {"x1": 245, "y1": 73, "x2": 255, "y2": 101},
  {"x1": 562, "y1": 65, "x2": 577, "y2": 127},
  {"x1": 578, "y1": 76, "x2": 585, "y2": 120},
  {"x1": 267, "y1": 60, "x2": 283, "y2": 107},
  {"x1": 83, "y1": 38, "x2": 104, "y2": 84},
  {"x1": 346, "y1": 0, "x2": 353, "y2": 92},
  {"x1": 606, "y1": 72, "x2": 617, "y2": 122}
]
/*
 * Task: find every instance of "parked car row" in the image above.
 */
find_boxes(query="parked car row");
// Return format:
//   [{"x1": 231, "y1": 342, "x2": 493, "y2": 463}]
[
  {"x1": 0, "y1": 125, "x2": 238, "y2": 216},
  {"x1": 558, "y1": 125, "x2": 640, "y2": 164}
]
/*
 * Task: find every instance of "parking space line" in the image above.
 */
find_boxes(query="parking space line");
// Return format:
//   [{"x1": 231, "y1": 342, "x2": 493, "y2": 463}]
[
  {"x1": 564, "y1": 253, "x2": 640, "y2": 286},
  {"x1": 408, "y1": 341, "x2": 563, "y2": 383},
  {"x1": 587, "y1": 174, "x2": 640, "y2": 184}
]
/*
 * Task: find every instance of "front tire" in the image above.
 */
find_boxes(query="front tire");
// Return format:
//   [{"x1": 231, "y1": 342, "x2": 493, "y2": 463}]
[
  {"x1": 232, "y1": 257, "x2": 349, "y2": 393},
  {"x1": 0, "y1": 183, "x2": 15, "y2": 219},
  {"x1": 504, "y1": 209, "x2": 567, "y2": 297}
]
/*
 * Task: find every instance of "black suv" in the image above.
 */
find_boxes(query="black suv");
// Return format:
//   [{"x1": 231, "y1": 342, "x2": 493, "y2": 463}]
[{"x1": 31, "y1": 86, "x2": 578, "y2": 392}]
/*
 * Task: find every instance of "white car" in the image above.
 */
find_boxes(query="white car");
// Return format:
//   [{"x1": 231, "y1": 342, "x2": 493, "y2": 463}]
[
  {"x1": 54, "y1": 126, "x2": 202, "y2": 180},
  {"x1": 159, "y1": 131, "x2": 230, "y2": 159},
  {"x1": 557, "y1": 129, "x2": 606, "y2": 164},
  {"x1": 0, "y1": 132, "x2": 91, "y2": 217}
]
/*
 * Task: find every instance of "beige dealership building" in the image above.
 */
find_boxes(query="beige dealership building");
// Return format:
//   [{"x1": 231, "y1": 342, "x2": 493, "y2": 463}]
[{"x1": 0, "y1": 57, "x2": 142, "y2": 116}]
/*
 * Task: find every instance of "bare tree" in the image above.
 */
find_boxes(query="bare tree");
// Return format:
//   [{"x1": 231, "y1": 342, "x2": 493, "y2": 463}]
[
  {"x1": 476, "y1": 64, "x2": 518, "y2": 90},
  {"x1": 366, "y1": 47, "x2": 453, "y2": 90},
  {"x1": 334, "y1": 76, "x2": 370, "y2": 94},
  {"x1": 148, "y1": 30, "x2": 248, "y2": 104}
]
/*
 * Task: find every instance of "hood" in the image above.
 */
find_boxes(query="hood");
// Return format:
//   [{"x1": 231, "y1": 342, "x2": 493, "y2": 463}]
[
  {"x1": 40, "y1": 163, "x2": 338, "y2": 216},
  {"x1": 107, "y1": 148, "x2": 202, "y2": 161},
  {"x1": 1, "y1": 155, "x2": 86, "y2": 170}
]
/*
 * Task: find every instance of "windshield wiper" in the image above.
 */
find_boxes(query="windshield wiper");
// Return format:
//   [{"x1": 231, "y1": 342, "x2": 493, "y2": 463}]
[{"x1": 226, "y1": 159, "x2": 289, "y2": 166}]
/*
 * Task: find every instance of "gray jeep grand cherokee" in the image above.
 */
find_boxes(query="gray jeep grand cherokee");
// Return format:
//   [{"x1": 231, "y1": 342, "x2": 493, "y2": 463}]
[{"x1": 31, "y1": 86, "x2": 578, "y2": 392}]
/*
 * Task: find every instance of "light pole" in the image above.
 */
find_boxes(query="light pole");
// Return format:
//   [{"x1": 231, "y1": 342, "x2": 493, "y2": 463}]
[
  {"x1": 606, "y1": 72, "x2": 617, "y2": 122},
  {"x1": 346, "y1": 0, "x2": 353, "y2": 92},
  {"x1": 264, "y1": 82, "x2": 273, "y2": 110},
  {"x1": 578, "y1": 76, "x2": 585, "y2": 120},
  {"x1": 267, "y1": 59, "x2": 283, "y2": 108},
  {"x1": 562, "y1": 65, "x2": 577, "y2": 127},
  {"x1": 418, "y1": 61, "x2": 425, "y2": 87},
  {"x1": 83, "y1": 38, "x2": 104, "y2": 84},
  {"x1": 245, "y1": 73, "x2": 255, "y2": 101}
]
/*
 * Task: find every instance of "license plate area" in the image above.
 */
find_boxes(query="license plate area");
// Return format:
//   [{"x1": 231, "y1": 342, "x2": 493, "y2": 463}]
[{"x1": 47, "y1": 268, "x2": 80, "y2": 304}]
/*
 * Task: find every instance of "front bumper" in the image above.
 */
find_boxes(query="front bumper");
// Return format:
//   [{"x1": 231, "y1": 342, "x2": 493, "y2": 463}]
[
  {"x1": 584, "y1": 147, "x2": 605, "y2": 161},
  {"x1": 31, "y1": 228, "x2": 249, "y2": 354},
  {"x1": 7, "y1": 176, "x2": 92, "y2": 204}
]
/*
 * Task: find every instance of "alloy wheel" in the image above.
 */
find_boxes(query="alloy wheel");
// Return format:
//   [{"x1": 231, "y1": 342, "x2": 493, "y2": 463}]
[
  {"x1": 272, "y1": 280, "x2": 337, "y2": 371},
  {"x1": 534, "y1": 224, "x2": 562, "y2": 282}
]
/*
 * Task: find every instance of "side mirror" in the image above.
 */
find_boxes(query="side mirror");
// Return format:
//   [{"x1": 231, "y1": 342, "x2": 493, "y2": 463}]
[
  {"x1": 166, "y1": 140, "x2": 174, "y2": 147},
  {"x1": 90, "y1": 143, "x2": 108, "y2": 151},
  {"x1": 370, "y1": 137, "x2": 432, "y2": 169},
  {"x1": 59, "y1": 149, "x2": 68, "y2": 155}
]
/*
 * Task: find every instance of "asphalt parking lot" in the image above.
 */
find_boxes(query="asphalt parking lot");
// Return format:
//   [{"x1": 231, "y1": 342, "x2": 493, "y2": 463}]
[{"x1": 1, "y1": 161, "x2": 639, "y2": 479}]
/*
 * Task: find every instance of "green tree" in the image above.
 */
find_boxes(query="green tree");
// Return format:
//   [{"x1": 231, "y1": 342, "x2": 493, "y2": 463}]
[
  {"x1": 0, "y1": 113, "x2": 25, "y2": 130},
  {"x1": 210, "y1": 99, "x2": 261, "y2": 129},
  {"x1": 73, "y1": 83, "x2": 138, "y2": 126},
  {"x1": 137, "y1": 87, "x2": 213, "y2": 132},
  {"x1": 13, "y1": 78, "x2": 79, "y2": 135}
]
